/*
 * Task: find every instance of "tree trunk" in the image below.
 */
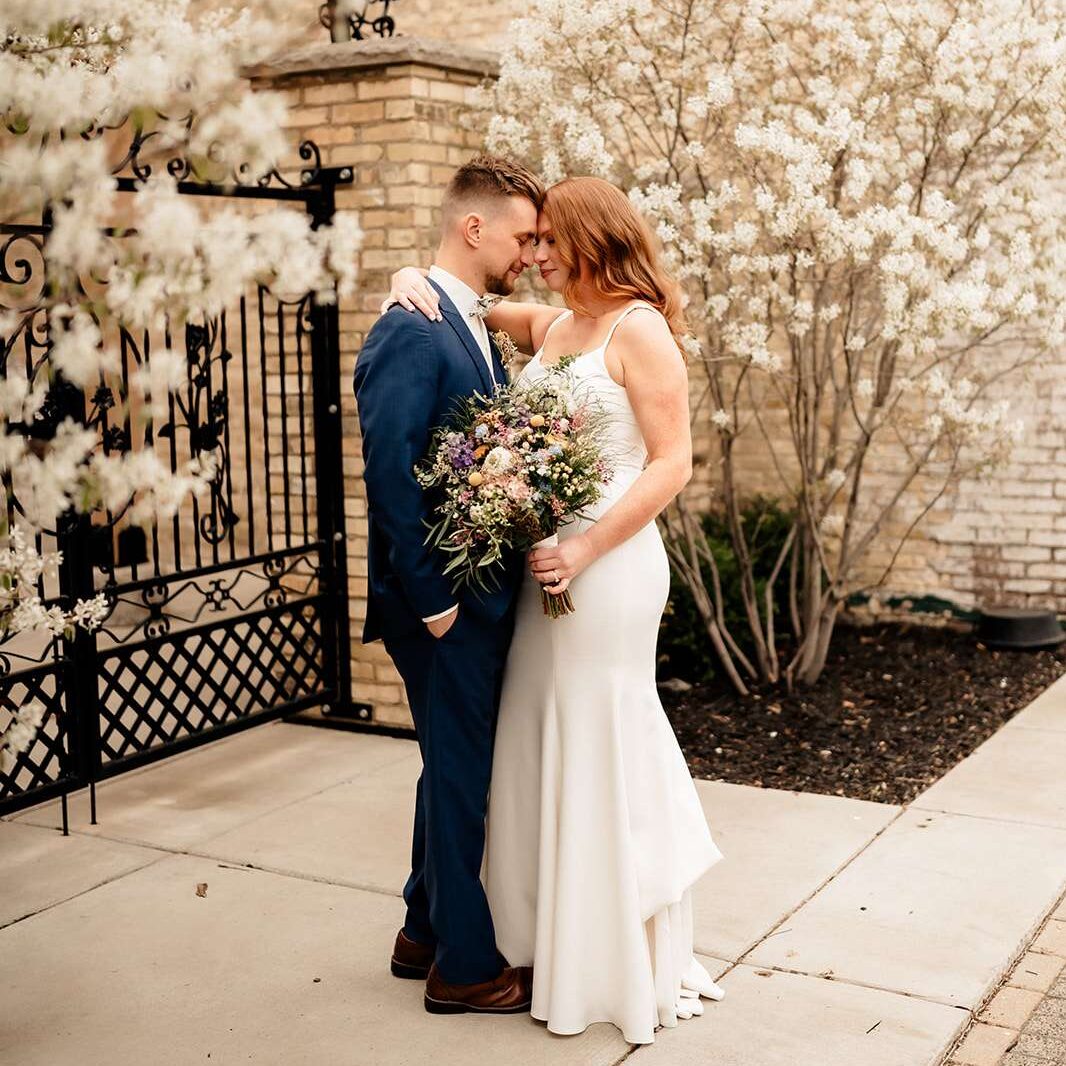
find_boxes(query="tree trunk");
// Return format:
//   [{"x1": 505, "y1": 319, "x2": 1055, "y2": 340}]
[{"x1": 794, "y1": 600, "x2": 842, "y2": 687}]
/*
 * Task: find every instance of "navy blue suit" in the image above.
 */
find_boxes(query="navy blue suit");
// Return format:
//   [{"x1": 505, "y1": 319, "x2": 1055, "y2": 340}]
[{"x1": 353, "y1": 279, "x2": 523, "y2": 984}]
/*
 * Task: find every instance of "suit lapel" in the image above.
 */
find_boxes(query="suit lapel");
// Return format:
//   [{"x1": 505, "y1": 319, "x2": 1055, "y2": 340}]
[{"x1": 429, "y1": 278, "x2": 494, "y2": 394}]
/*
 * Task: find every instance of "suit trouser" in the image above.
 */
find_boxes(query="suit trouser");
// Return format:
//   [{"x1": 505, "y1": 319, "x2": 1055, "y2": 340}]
[{"x1": 383, "y1": 604, "x2": 515, "y2": 985}]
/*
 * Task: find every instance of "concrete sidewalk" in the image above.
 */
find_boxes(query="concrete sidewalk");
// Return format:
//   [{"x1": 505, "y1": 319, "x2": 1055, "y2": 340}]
[
  {"x1": 945, "y1": 886, "x2": 1066, "y2": 1066},
  {"x1": 2, "y1": 674, "x2": 1066, "y2": 1066}
]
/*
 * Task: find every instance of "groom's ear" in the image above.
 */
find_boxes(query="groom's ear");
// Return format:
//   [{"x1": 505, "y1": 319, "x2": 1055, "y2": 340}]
[{"x1": 459, "y1": 211, "x2": 485, "y2": 249}]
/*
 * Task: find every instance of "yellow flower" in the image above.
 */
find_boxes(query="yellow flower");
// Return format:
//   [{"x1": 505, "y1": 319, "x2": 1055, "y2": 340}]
[
  {"x1": 468, "y1": 471, "x2": 484, "y2": 486},
  {"x1": 529, "y1": 414, "x2": 546, "y2": 428}
]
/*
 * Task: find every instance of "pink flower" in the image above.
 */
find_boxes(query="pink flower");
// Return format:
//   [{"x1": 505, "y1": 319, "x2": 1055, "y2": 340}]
[{"x1": 504, "y1": 477, "x2": 532, "y2": 502}]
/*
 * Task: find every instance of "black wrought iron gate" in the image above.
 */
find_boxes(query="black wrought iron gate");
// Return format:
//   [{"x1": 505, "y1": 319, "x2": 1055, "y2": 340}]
[{"x1": 0, "y1": 141, "x2": 353, "y2": 827}]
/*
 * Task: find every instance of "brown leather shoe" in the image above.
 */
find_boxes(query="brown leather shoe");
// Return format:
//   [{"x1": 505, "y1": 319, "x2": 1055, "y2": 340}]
[
  {"x1": 424, "y1": 963, "x2": 533, "y2": 1015},
  {"x1": 390, "y1": 929, "x2": 436, "y2": 980}
]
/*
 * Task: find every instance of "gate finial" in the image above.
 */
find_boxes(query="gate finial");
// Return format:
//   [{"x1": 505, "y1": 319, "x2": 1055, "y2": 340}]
[{"x1": 319, "y1": 0, "x2": 396, "y2": 44}]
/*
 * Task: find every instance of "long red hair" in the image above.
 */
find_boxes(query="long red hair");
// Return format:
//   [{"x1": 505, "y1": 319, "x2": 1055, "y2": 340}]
[{"x1": 542, "y1": 176, "x2": 687, "y2": 348}]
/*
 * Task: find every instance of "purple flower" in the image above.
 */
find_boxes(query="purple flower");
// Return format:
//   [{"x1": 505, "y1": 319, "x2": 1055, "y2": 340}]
[{"x1": 449, "y1": 440, "x2": 476, "y2": 469}]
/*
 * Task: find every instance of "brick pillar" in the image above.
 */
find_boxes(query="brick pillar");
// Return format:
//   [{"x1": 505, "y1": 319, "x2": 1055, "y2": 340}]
[{"x1": 247, "y1": 38, "x2": 498, "y2": 728}]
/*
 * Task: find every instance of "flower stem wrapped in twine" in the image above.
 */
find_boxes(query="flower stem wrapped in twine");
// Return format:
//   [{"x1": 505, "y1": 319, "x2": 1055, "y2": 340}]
[{"x1": 533, "y1": 531, "x2": 575, "y2": 618}]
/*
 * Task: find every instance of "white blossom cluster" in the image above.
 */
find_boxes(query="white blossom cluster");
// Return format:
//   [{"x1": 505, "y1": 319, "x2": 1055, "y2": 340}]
[
  {"x1": 483, "y1": 0, "x2": 1066, "y2": 595},
  {"x1": 0, "y1": 699, "x2": 46, "y2": 775},
  {"x1": 1, "y1": 1, "x2": 362, "y2": 515},
  {"x1": 0, "y1": 520, "x2": 108, "y2": 642},
  {"x1": 0, "y1": 0, "x2": 362, "y2": 727}
]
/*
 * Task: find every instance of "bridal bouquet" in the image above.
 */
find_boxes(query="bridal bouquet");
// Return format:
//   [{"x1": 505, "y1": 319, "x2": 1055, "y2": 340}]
[{"x1": 417, "y1": 352, "x2": 612, "y2": 618}]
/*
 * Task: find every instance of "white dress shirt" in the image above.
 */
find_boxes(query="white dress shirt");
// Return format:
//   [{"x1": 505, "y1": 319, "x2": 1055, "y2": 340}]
[
  {"x1": 427, "y1": 265, "x2": 496, "y2": 384},
  {"x1": 419, "y1": 266, "x2": 496, "y2": 624}
]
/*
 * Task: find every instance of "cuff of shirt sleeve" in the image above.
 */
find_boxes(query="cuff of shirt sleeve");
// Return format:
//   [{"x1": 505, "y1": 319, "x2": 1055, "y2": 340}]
[{"x1": 421, "y1": 604, "x2": 458, "y2": 624}]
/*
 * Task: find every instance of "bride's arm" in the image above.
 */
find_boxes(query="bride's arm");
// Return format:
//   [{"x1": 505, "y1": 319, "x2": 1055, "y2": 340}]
[
  {"x1": 384, "y1": 267, "x2": 564, "y2": 354},
  {"x1": 528, "y1": 311, "x2": 692, "y2": 594},
  {"x1": 488, "y1": 301, "x2": 566, "y2": 354}
]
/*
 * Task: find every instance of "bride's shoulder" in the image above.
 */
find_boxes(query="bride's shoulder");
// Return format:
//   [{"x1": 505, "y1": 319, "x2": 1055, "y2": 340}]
[
  {"x1": 529, "y1": 305, "x2": 571, "y2": 351},
  {"x1": 612, "y1": 304, "x2": 681, "y2": 362}
]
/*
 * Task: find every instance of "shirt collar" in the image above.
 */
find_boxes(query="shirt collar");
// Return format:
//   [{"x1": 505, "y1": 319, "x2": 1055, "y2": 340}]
[{"x1": 428, "y1": 265, "x2": 482, "y2": 320}]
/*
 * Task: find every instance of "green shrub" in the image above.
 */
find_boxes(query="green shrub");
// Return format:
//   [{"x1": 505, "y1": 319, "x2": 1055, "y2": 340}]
[{"x1": 658, "y1": 497, "x2": 794, "y2": 684}]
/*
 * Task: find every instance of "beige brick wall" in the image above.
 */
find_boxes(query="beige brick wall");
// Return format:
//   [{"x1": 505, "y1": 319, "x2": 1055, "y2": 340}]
[
  {"x1": 685, "y1": 362, "x2": 1064, "y2": 619},
  {"x1": 399, "y1": 0, "x2": 524, "y2": 48},
  {"x1": 862, "y1": 369, "x2": 1066, "y2": 613}
]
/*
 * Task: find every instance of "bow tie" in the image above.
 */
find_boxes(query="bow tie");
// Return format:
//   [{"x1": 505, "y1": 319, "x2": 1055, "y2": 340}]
[{"x1": 470, "y1": 294, "x2": 504, "y2": 320}]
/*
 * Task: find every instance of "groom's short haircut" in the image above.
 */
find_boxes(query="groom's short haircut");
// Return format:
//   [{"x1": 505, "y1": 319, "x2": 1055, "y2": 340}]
[{"x1": 442, "y1": 155, "x2": 545, "y2": 222}]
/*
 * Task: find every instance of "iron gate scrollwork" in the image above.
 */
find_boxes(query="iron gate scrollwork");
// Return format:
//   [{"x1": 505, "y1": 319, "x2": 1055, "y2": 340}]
[
  {"x1": 0, "y1": 138, "x2": 354, "y2": 827},
  {"x1": 320, "y1": 0, "x2": 396, "y2": 43}
]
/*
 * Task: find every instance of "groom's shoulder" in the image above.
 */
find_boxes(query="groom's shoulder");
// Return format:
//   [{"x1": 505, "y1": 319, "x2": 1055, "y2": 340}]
[
  {"x1": 365, "y1": 304, "x2": 435, "y2": 343},
  {"x1": 361, "y1": 304, "x2": 456, "y2": 360}
]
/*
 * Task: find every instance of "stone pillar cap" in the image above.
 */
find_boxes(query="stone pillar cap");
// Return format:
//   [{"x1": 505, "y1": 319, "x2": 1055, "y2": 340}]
[{"x1": 244, "y1": 35, "x2": 500, "y2": 83}]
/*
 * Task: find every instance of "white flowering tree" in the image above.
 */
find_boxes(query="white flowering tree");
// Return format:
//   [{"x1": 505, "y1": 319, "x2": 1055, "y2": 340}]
[
  {"x1": 484, "y1": 0, "x2": 1066, "y2": 690},
  {"x1": 0, "y1": 0, "x2": 361, "y2": 766}
]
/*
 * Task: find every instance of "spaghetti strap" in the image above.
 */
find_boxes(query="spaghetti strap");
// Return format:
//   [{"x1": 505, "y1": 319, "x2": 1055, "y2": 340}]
[
  {"x1": 600, "y1": 302, "x2": 660, "y2": 355},
  {"x1": 537, "y1": 309, "x2": 572, "y2": 353}
]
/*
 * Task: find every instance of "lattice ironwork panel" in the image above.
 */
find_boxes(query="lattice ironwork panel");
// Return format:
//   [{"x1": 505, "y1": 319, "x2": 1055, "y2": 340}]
[
  {"x1": 0, "y1": 665, "x2": 69, "y2": 806},
  {"x1": 96, "y1": 601, "x2": 326, "y2": 766}
]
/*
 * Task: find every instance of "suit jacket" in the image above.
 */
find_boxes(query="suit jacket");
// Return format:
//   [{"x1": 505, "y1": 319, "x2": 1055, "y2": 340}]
[{"x1": 353, "y1": 279, "x2": 523, "y2": 643}]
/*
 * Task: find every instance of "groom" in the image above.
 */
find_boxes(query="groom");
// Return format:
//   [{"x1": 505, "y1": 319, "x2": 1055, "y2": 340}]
[{"x1": 353, "y1": 156, "x2": 544, "y2": 1014}]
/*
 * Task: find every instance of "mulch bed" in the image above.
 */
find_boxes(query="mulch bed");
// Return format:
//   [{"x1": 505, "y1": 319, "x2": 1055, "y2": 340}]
[{"x1": 660, "y1": 620, "x2": 1066, "y2": 805}]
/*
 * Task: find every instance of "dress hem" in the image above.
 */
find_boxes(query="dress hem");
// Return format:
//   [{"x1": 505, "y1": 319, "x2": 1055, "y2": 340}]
[
  {"x1": 532, "y1": 852, "x2": 723, "y2": 1047},
  {"x1": 534, "y1": 1013, "x2": 657, "y2": 1046}
]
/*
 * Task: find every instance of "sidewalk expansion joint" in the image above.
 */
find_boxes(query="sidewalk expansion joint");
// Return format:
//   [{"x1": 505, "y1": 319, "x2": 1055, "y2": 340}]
[
  {"x1": 730, "y1": 802, "x2": 909, "y2": 966},
  {"x1": 907, "y1": 806, "x2": 1066, "y2": 832},
  {"x1": 10, "y1": 746, "x2": 417, "y2": 852},
  {"x1": 0, "y1": 848, "x2": 172, "y2": 933},
  {"x1": 177, "y1": 852, "x2": 406, "y2": 900},
  {"x1": 728, "y1": 959, "x2": 974, "y2": 1011}
]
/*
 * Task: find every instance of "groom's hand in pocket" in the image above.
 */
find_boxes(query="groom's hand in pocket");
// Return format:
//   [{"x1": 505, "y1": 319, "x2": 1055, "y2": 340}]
[{"x1": 425, "y1": 606, "x2": 459, "y2": 639}]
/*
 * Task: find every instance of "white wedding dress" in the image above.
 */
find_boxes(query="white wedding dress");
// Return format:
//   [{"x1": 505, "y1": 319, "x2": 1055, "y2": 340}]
[{"x1": 483, "y1": 302, "x2": 725, "y2": 1045}]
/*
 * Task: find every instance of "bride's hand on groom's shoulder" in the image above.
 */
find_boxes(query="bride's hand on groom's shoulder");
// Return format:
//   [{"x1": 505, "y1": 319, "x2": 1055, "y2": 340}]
[
  {"x1": 381, "y1": 266, "x2": 441, "y2": 321},
  {"x1": 528, "y1": 535, "x2": 596, "y2": 595}
]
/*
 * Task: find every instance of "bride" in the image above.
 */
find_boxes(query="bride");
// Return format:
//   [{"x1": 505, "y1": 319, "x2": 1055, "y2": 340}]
[{"x1": 386, "y1": 174, "x2": 725, "y2": 1045}]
